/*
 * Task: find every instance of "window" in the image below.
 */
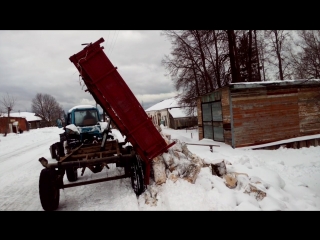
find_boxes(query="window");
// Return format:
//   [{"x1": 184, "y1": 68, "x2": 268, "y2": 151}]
[
  {"x1": 212, "y1": 102, "x2": 222, "y2": 121},
  {"x1": 202, "y1": 101, "x2": 224, "y2": 142},
  {"x1": 202, "y1": 103, "x2": 212, "y2": 121},
  {"x1": 75, "y1": 110, "x2": 98, "y2": 126}
]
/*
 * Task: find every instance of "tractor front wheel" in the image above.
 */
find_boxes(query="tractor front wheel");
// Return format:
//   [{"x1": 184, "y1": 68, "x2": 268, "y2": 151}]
[
  {"x1": 54, "y1": 142, "x2": 65, "y2": 160},
  {"x1": 66, "y1": 167, "x2": 78, "y2": 182},
  {"x1": 50, "y1": 144, "x2": 57, "y2": 159}
]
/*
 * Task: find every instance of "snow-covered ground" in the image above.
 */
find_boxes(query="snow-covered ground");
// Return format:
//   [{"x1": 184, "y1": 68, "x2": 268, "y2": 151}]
[{"x1": 0, "y1": 126, "x2": 319, "y2": 211}]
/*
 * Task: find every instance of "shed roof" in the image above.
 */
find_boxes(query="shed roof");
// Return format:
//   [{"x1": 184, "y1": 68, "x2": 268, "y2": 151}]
[
  {"x1": 229, "y1": 79, "x2": 320, "y2": 89},
  {"x1": 145, "y1": 97, "x2": 180, "y2": 111},
  {"x1": 145, "y1": 97, "x2": 197, "y2": 118},
  {"x1": 68, "y1": 105, "x2": 96, "y2": 113},
  {"x1": 1, "y1": 112, "x2": 42, "y2": 122},
  {"x1": 168, "y1": 108, "x2": 195, "y2": 118}
]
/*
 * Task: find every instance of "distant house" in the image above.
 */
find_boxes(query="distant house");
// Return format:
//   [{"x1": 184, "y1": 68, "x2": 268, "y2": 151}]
[
  {"x1": 145, "y1": 97, "x2": 197, "y2": 130},
  {"x1": 0, "y1": 112, "x2": 42, "y2": 133},
  {"x1": 197, "y1": 79, "x2": 320, "y2": 149}
]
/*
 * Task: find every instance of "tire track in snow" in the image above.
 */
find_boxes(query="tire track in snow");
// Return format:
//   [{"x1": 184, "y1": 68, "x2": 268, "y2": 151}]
[{"x1": 0, "y1": 137, "x2": 55, "y2": 163}]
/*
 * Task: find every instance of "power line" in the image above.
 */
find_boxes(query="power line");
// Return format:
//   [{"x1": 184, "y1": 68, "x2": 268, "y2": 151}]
[
  {"x1": 108, "y1": 31, "x2": 119, "y2": 55},
  {"x1": 105, "y1": 31, "x2": 111, "y2": 52}
]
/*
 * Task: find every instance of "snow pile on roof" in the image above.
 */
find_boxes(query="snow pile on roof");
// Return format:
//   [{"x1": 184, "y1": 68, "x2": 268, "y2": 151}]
[
  {"x1": 145, "y1": 97, "x2": 197, "y2": 118},
  {"x1": 1, "y1": 112, "x2": 42, "y2": 122},
  {"x1": 229, "y1": 79, "x2": 320, "y2": 86},
  {"x1": 68, "y1": 105, "x2": 96, "y2": 113},
  {"x1": 168, "y1": 108, "x2": 196, "y2": 118},
  {"x1": 145, "y1": 97, "x2": 180, "y2": 111}
]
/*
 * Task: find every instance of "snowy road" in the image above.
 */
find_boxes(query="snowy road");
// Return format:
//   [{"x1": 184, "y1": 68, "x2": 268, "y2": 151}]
[
  {"x1": 1, "y1": 126, "x2": 320, "y2": 211},
  {"x1": 0, "y1": 127, "x2": 140, "y2": 211}
]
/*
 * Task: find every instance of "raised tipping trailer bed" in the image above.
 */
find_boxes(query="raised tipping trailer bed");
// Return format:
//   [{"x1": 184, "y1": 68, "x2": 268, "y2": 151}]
[
  {"x1": 69, "y1": 37, "x2": 175, "y2": 184},
  {"x1": 38, "y1": 38, "x2": 175, "y2": 211}
]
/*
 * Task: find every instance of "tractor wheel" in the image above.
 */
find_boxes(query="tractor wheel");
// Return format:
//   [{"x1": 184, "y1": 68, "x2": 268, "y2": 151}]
[
  {"x1": 66, "y1": 167, "x2": 78, "y2": 182},
  {"x1": 131, "y1": 155, "x2": 146, "y2": 196},
  {"x1": 50, "y1": 144, "x2": 57, "y2": 159},
  {"x1": 39, "y1": 168, "x2": 60, "y2": 211},
  {"x1": 54, "y1": 142, "x2": 65, "y2": 160}
]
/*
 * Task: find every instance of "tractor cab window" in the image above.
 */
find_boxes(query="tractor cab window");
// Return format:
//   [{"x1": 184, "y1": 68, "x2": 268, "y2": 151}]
[{"x1": 74, "y1": 110, "x2": 98, "y2": 126}]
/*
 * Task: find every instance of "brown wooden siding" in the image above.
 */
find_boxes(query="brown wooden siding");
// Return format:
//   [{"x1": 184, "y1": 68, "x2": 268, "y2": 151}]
[
  {"x1": 298, "y1": 86, "x2": 320, "y2": 135},
  {"x1": 0, "y1": 117, "x2": 29, "y2": 133},
  {"x1": 231, "y1": 87, "x2": 301, "y2": 147}
]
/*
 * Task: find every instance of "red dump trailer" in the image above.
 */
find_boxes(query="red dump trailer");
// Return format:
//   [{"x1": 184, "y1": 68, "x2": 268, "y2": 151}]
[
  {"x1": 69, "y1": 37, "x2": 175, "y2": 182},
  {"x1": 37, "y1": 37, "x2": 175, "y2": 211}
]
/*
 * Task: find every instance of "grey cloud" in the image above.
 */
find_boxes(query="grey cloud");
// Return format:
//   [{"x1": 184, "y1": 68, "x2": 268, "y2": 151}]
[{"x1": 0, "y1": 30, "x2": 175, "y2": 113}]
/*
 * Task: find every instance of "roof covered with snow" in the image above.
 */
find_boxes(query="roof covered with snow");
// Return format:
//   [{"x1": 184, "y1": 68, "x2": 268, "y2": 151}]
[
  {"x1": 168, "y1": 108, "x2": 195, "y2": 118},
  {"x1": 145, "y1": 97, "x2": 180, "y2": 111},
  {"x1": 145, "y1": 97, "x2": 197, "y2": 118},
  {"x1": 68, "y1": 105, "x2": 96, "y2": 113},
  {"x1": 229, "y1": 79, "x2": 320, "y2": 89},
  {"x1": 1, "y1": 112, "x2": 42, "y2": 122}
]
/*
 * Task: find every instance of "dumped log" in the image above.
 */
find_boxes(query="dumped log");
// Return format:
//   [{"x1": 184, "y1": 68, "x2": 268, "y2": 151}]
[
  {"x1": 152, "y1": 155, "x2": 167, "y2": 185},
  {"x1": 211, "y1": 160, "x2": 227, "y2": 177},
  {"x1": 244, "y1": 184, "x2": 267, "y2": 201},
  {"x1": 151, "y1": 125, "x2": 203, "y2": 185},
  {"x1": 148, "y1": 125, "x2": 267, "y2": 204},
  {"x1": 224, "y1": 173, "x2": 238, "y2": 189}
]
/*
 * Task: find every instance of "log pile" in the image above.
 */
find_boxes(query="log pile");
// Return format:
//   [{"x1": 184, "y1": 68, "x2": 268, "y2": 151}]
[
  {"x1": 149, "y1": 125, "x2": 266, "y2": 202},
  {"x1": 151, "y1": 126, "x2": 203, "y2": 185}
]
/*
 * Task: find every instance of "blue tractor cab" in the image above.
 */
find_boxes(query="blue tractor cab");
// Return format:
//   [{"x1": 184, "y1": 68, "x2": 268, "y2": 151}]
[{"x1": 65, "y1": 105, "x2": 102, "y2": 142}]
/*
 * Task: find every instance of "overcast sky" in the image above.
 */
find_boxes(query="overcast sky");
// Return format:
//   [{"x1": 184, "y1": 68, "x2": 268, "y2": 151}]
[{"x1": 0, "y1": 30, "x2": 177, "y2": 113}]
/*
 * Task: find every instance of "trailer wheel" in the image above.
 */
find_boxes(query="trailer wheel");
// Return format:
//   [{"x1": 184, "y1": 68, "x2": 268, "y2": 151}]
[
  {"x1": 66, "y1": 167, "x2": 78, "y2": 182},
  {"x1": 39, "y1": 168, "x2": 60, "y2": 211},
  {"x1": 131, "y1": 155, "x2": 146, "y2": 196},
  {"x1": 54, "y1": 142, "x2": 65, "y2": 160},
  {"x1": 50, "y1": 144, "x2": 57, "y2": 159}
]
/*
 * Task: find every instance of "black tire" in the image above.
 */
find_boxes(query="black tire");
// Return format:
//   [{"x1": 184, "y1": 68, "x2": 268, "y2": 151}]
[
  {"x1": 131, "y1": 155, "x2": 146, "y2": 196},
  {"x1": 50, "y1": 144, "x2": 57, "y2": 159},
  {"x1": 66, "y1": 167, "x2": 78, "y2": 182},
  {"x1": 54, "y1": 142, "x2": 65, "y2": 160},
  {"x1": 39, "y1": 168, "x2": 60, "y2": 211},
  {"x1": 125, "y1": 145, "x2": 133, "y2": 154}
]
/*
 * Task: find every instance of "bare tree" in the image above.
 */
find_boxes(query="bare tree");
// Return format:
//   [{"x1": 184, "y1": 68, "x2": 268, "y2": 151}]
[
  {"x1": 161, "y1": 30, "x2": 207, "y2": 115},
  {"x1": 161, "y1": 30, "x2": 231, "y2": 115},
  {"x1": 0, "y1": 92, "x2": 16, "y2": 136},
  {"x1": 206, "y1": 30, "x2": 230, "y2": 88},
  {"x1": 31, "y1": 93, "x2": 64, "y2": 127},
  {"x1": 236, "y1": 30, "x2": 262, "y2": 82},
  {"x1": 264, "y1": 30, "x2": 293, "y2": 80},
  {"x1": 227, "y1": 30, "x2": 242, "y2": 83},
  {"x1": 162, "y1": 30, "x2": 213, "y2": 95},
  {"x1": 289, "y1": 30, "x2": 320, "y2": 79}
]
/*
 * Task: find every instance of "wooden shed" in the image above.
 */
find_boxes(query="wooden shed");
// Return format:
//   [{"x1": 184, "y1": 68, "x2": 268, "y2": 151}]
[
  {"x1": 197, "y1": 80, "x2": 320, "y2": 148},
  {"x1": 0, "y1": 116, "x2": 29, "y2": 133},
  {"x1": 0, "y1": 112, "x2": 42, "y2": 134}
]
